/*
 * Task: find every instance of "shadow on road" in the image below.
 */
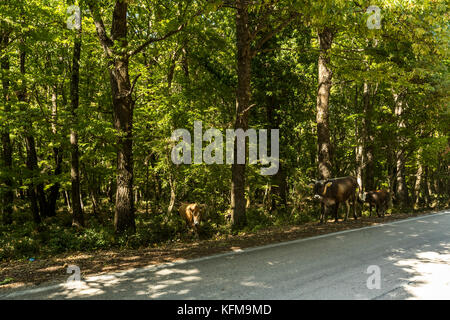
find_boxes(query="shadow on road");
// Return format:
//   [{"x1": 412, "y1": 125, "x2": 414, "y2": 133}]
[{"x1": 3, "y1": 212, "x2": 450, "y2": 300}]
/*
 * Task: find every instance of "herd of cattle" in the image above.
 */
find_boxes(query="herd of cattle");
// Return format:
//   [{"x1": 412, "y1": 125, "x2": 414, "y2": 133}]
[
  {"x1": 179, "y1": 176, "x2": 391, "y2": 234},
  {"x1": 309, "y1": 176, "x2": 390, "y2": 224}
]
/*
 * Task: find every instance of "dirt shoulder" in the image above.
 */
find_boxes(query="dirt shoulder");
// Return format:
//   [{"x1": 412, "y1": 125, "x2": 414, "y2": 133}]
[{"x1": 0, "y1": 209, "x2": 444, "y2": 291}]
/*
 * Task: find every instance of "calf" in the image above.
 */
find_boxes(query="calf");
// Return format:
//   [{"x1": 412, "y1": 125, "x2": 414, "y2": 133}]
[
  {"x1": 178, "y1": 203, "x2": 206, "y2": 233},
  {"x1": 310, "y1": 176, "x2": 359, "y2": 223},
  {"x1": 361, "y1": 190, "x2": 390, "y2": 217}
]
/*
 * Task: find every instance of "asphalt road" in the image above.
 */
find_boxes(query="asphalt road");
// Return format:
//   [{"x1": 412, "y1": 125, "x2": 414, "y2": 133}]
[{"x1": 1, "y1": 210, "x2": 449, "y2": 300}]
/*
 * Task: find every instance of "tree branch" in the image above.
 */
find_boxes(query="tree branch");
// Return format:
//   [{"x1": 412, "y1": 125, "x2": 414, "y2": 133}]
[
  {"x1": 87, "y1": 0, "x2": 114, "y2": 56},
  {"x1": 251, "y1": 12, "x2": 300, "y2": 58},
  {"x1": 129, "y1": 23, "x2": 187, "y2": 58}
]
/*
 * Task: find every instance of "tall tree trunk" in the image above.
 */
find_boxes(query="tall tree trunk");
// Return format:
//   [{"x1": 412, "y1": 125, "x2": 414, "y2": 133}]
[
  {"x1": 316, "y1": 27, "x2": 334, "y2": 180},
  {"x1": 47, "y1": 85, "x2": 62, "y2": 217},
  {"x1": 167, "y1": 173, "x2": 176, "y2": 216},
  {"x1": 145, "y1": 156, "x2": 150, "y2": 215},
  {"x1": 89, "y1": 0, "x2": 135, "y2": 233},
  {"x1": 231, "y1": 0, "x2": 251, "y2": 228},
  {"x1": 149, "y1": 153, "x2": 160, "y2": 208},
  {"x1": 423, "y1": 166, "x2": 431, "y2": 206},
  {"x1": 109, "y1": 2, "x2": 135, "y2": 234},
  {"x1": 18, "y1": 49, "x2": 43, "y2": 223},
  {"x1": 167, "y1": 48, "x2": 180, "y2": 91},
  {"x1": 355, "y1": 83, "x2": 364, "y2": 197},
  {"x1": 1, "y1": 34, "x2": 14, "y2": 225},
  {"x1": 267, "y1": 95, "x2": 286, "y2": 208},
  {"x1": 64, "y1": 189, "x2": 71, "y2": 210},
  {"x1": 70, "y1": 22, "x2": 84, "y2": 227},
  {"x1": 393, "y1": 92, "x2": 409, "y2": 207},
  {"x1": 88, "y1": 0, "x2": 190, "y2": 233},
  {"x1": 181, "y1": 43, "x2": 189, "y2": 79},
  {"x1": 363, "y1": 82, "x2": 374, "y2": 191},
  {"x1": 414, "y1": 151, "x2": 423, "y2": 209}
]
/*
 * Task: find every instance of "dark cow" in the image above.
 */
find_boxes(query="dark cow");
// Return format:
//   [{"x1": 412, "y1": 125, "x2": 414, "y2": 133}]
[
  {"x1": 310, "y1": 176, "x2": 359, "y2": 223},
  {"x1": 361, "y1": 190, "x2": 390, "y2": 217}
]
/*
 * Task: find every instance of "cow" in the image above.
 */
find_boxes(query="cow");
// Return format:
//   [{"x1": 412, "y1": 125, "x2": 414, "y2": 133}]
[
  {"x1": 178, "y1": 203, "x2": 207, "y2": 234},
  {"x1": 309, "y1": 176, "x2": 359, "y2": 223},
  {"x1": 360, "y1": 190, "x2": 390, "y2": 217}
]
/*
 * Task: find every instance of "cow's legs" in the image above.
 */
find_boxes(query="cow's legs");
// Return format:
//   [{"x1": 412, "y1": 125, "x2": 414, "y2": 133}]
[
  {"x1": 376, "y1": 204, "x2": 381, "y2": 217},
  {"x1": 320, "y1": 202, "x2": 325, "y2": 224},
  {"x1": 334, "y1": 202, "x2": 339, "y2": 223},
  {"x1": 369, "y1": 203, "x2": 373, "y2": 217},
  {"x1": 345, "y1": 200, "x2": 350, "y2": 221}
]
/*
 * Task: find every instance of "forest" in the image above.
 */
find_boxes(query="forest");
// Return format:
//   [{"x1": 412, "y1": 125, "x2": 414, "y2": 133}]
[{"x1": 0, "y1": 0, "x2": 448, "y2": 261}]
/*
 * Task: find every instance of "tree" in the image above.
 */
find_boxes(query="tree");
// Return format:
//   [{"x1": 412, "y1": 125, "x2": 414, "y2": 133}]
[
  {"x1": 316, "y1": 26, "x2": 334, "y2": 180},
  {"x1": 0, "y1": 30, "x2": 13, "y2": 225},
  {"x1": 87, "y1": 0, "x2": 202, "y2": 233},
  {"x1": 227, "y1": 0, "x2": 300, "y2": 228},
  {"x1": 69, "y1": 3, "x2": 84, "y2": 228}
]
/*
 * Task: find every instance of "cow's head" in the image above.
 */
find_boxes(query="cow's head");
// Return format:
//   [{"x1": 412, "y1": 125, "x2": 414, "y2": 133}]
[
  {"x1": 190, "y1": 203, "x2": 207, "y2": 227},
  {"x1": 363, "y1": 191, "x2": 379, "y2": 203},
  {"x1": 309, "y1": 180, "x2": 333, "y2": 200},
  {"x1": 189, "y1": 204, "x2": 201, "y2": 227}
]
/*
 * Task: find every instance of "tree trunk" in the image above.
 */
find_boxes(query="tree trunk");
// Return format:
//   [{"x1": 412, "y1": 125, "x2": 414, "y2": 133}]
[
  {"x1": 0, "y1": 34, "x2": 13, "y2": 225},
  {"x1": 167, "y1": 174, "x2": 176, "y2": 216},
  {"x1": 267, "y1": 96, "x2": 287, "y2": 209},
  {"x1": 316, "y1": 27, "x2": 334, "y2": 180},
  {"x1": 414, "y1": 152, "x2": 423, "y2": 209},
  {"x1": 111, "y1": 62, "x2": 135, "y2": 233},
  {"x1": 355, "y1": 83, "x2": 364, "y2": 197},
  {"x1": 182, "y1": 43, "x2": 189, "y2": 79},
  {"x1": 167, "y1": 48, "x2": 180, "y2": 91},
  {"x1": 393, "y1": 92, "x2": 409, "y2": 207},
  {"x1": 363, "y1": 82, "x2": 374, "y2": 191},
  {"x1": 107, "y1": 2, "x2": 136, "y2": 234},
  {"x1": 70, "y1": 19, "x2": 84, "y2": 227},
  {"x1": 18, "y1": 49, "x2": 44, "y2": 223},
  {"x1": 423, "y1": 166, "x2": 431, "y2": 206},
  {"x1": 231, "y1": 0, "x2": 251, "y2": 229},
  {"x1": 145, "y1": 155, "x2": 150, "y2": 215},
  {"x1": 64, "y1": 189, "x2": 71, "y2": 210},
  {"x1": 89, "y1": 0, "x2": 136, "y2": 233},
  {"x1": 149, "y1": 153, "x2": 160, "y2": 209},
  {"x1": 47, "y1": 86, "x2": 62, "y2": 217}
]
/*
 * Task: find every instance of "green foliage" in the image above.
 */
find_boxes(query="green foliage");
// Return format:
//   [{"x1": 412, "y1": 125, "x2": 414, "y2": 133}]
[{"x1": 0, "y1": 0, "x2": 448, "y2": 260}]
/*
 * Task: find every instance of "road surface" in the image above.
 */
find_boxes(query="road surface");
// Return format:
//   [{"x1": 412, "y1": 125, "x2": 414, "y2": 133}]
[{"x1": 1, "y1": 210, "x2": 449, "y2": 300}]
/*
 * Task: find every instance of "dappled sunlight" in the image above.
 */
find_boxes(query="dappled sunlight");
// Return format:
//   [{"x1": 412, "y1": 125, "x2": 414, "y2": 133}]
[
  {"x1": 41, "y1": 265, "x2": 205, "y2": 299},
  {"x1": 132, "y1": 277, "x2": 148, "y2": 283},
  {"x1": 240, "y1": 275, "x2": 271, "y2": 289},
  {"x1": 146, "y1": 267, "x2": 202, "y2": 299},
  {"x1": 394, "y1": 249, "x2": 450, "y2": 299},
  {"x1": 3, "y1": 212, "x2": 449, "y2": 299},
  {"x1": 154, "y1": 268, "x2": 199, "y2": 276},
  {"x1": 51, "y1": 281, "x2": 106, "y2": 299}
]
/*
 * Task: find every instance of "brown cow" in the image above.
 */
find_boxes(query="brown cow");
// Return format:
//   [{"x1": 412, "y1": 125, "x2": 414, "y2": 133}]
[
  {"x1": 310, "y1": 176, "x2": 359, "y2": 223},
  {"x1": 361, "y1": 190, "x2": 390, "y2": 217},
  {"x1": 178, "y1": 203, "x2": 206, "y2": 233}
]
